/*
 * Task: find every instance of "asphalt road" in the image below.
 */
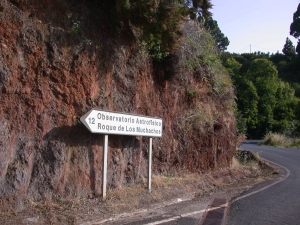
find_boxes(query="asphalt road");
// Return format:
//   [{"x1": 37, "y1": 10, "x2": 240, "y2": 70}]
[{"x1": 225, "y1": 142, "x2": 300, "y2": 225}]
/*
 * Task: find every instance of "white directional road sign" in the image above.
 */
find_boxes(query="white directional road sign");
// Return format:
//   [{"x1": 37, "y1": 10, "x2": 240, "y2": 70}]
[{"x1": 80, "y1": 109, "x2": 163, "y2": 137}]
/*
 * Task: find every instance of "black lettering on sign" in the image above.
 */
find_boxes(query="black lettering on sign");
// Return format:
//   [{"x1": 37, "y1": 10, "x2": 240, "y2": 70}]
[
  {"x1": 126, "y1": 126, "x2": 135, "y2": 132},
  {"x1": 89, "y1": 117, "x2": 95, "y2": 124}
]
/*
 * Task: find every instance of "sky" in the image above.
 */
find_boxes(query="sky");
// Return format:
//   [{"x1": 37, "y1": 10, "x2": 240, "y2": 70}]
[{"x1": 211, "y1": 0, "x2": 299, "y2": 54}]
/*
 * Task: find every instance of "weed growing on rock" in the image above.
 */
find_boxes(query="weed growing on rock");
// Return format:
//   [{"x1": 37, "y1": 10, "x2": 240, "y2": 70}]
[
  {"x1": 71, "y1": 21, "x2": 80, "y2": 34},
  {"x1": 179, "y1": 21, "x2": 233, "y2": 97}
]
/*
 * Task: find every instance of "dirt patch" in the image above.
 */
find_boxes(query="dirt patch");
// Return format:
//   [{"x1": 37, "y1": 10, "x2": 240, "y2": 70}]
[{"x1": 0, "y1": 154, "x2": 278, "y2": 225}]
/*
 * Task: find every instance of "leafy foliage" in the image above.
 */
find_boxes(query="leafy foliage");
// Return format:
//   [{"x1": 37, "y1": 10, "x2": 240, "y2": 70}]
[
  {"x1": 187, "y1": 0, "x2": 213, "y2": 19},
  {"x1": 202, "y1": 17, "x2": 230, "y2": 51},
  {"x1": 282, "y1": 37, "x2": 296, "y2": 58},
  {"x1": 246, "y1": 59, "x2": 279, "y2": 137},
  {"x1": 270, "y1": 52, "x2": 300, "y2": 84},
  {"x1": 290, "y1": 3, "x2": 300, "y2": 55},
  {"x1": 234, "y1": 150, "x2": 257, "y2": 164},
  {"x1": 87, "y1": 0, "x2": 213, "y2": 61},
  {"x1": 290, "y1": 3, "x2": 300, "y2": 39},
  {"x1": 224, "y1": 57, "x2": 241, "y2": 75},
  {"x1": 273, "y1": 81, "x2": 298, "y2": 134},
  {"x1": 180, "y1": 22, "x2": 233, "y2": 97},
  {"x1": 222, "y1": 53, "x2": 300, "y2": 139},
  {"x1": 234, "y1": 75, "x2": 259, "y2": 133}
]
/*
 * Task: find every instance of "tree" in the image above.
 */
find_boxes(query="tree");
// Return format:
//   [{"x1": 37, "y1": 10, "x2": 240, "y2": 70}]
[
  {"x1": 290, "y1": 3, "x2": 300, "y2": 55},
  {"x1": 296, "y1": 40, "x2": 300, "y2": 56},
  {"x1": 222, "y1": 56, "x2": 258, "y2": 137},
  {"x1": 221, "y1": 52, "x2": 300, "y2": 138},
  {"x1": 89, "y1": 0, "x2": 213, "y2": 61},
  {"x1": 282, "y1": 37, "x2": 295, "y2": 58},
  {"x1": 187, "y1": 0, "x2": 213, "y2": 19},
  {"x1": 202, "y1": 17, "x2": 230, "y2": 51},
  {"x1": 224, "y1": 57, "x2": 241, "y2": 76},
  {"x1": 246, "y1": 59, "x2": 279, "y2": 138},
  {"x1": 273, "y1": 81, "x2": 298, "y2": 134},
  {"x1": 235, "y1": 76, "x2": 259, "y2": 136}
]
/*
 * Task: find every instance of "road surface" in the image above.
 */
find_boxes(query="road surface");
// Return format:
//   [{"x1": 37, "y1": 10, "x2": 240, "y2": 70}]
[{"x1": 225, "y1": 142, "x2": 300, "y2": 225}]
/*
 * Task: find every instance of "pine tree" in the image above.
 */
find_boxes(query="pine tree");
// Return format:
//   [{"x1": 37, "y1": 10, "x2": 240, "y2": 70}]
[
  {"x1": 203, "y1": 17, "x2": 230, "y2": 51},
  {"x1": 290, "y1": 3, "x2": 300, "y2": 55},
  {"x1": 186, "y1": 0, "x2": 213, "y2": 19},
  {"x1": 282, "y1": 37, "x2": 295, "y2": 58}
]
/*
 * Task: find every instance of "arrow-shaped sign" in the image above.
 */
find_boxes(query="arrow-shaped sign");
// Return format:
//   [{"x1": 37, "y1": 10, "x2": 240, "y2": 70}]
[{"x1": 80, "y1": 109, "x2": 162, "y2": 137}]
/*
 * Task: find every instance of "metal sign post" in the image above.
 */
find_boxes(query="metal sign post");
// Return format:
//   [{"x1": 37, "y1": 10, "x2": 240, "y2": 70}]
[
  {"x1": 103, "y1": 134, "x2": 108, "y2": 200},
  {"x1": 148, "y1": 137, "x2": 152, "y2": 192},
  {"x1": 80, "y1": 109, "x2": 162, "y2": 199}
]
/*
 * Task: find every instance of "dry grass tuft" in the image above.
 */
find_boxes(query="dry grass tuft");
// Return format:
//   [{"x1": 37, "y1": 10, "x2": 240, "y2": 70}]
[
  {"x1": 40, "y1": 198, "x2": 77, "y2": 224},
  {"x1": 264, "y1": 132, "x2": 300, "y2": 148},
  {"x1": 106, "y1": 184, "x2": 146, "y2": 213},
  {"x1": 264, "y1": 132, "x2": 290, "y2": 146},
  {"x1": 0, "y1": 153, "x2": 277, "y2": 225}
]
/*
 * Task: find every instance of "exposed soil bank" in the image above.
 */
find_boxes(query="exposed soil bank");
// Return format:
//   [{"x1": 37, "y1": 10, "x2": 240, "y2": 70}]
[{"x1": 0, "y1": 0, "x2": 236, "y2": 210}]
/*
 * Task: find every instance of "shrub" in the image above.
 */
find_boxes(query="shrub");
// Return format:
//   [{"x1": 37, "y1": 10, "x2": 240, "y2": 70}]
[
  {"x1": 264, "y1": 132, "x2": 288, "y2": 146},
  {"x1": 88, "y1": 0, "x2": 213, "y2": 62},
  {"x1": 263, "y1": 132, "x2": 300, "y2": 148},
  {"x1": 234, "y1": 150, "x2": 257, "y2": 164},
  {"x1": 178, "y1": 21, "x2": 233, "y2": 97}
]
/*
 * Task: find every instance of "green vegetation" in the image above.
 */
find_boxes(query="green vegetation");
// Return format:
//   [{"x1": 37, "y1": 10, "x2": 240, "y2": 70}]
[
  {"x1": 87, "y1": 0, "x2": 213, "y2": 61},
  {"x1": 70, "y1": 0, "x2": 235, "y2": 138},
  {"x1": 264, "y1": 132, "x2": 300, "y2": 148},
  {"x1": 71, "y1": 21, "x2": 81, "y2": 34},
  {"x1": 222, "y1": 52, "x2": 300, "y2": 139},
  {"x1": 282, "y1": 37, "x2": 296, "y2": 58},
  {"x1": 187, "y1": 89, "x2": 197, "y2": 96},
  {"x1": 202, "y1": 17, "x2": 230, "y2": 51},
  {"x1": 290, "y1": 3, "x2": 300, "y2": 55},
  {"x1": 181, "y1": 21, "x2": 233, "y2": 98},
  {"x1": 234, "y1": 150, "x2": 258, "y2": 164},
  {"x1": 77, "y1": 1, "x2": 299, "y2": 142},
  {"x1": 176, "y1": 21, "x2": 234, "y2": 134},
  {"x1": 221, "y1": 4, "x2": 300, "y2": 140}
]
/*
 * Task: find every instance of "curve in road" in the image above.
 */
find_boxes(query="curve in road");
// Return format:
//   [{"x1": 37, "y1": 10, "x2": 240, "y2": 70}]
[{"x1": 225, "y1": 143, "x2": 300, "y2": 225}]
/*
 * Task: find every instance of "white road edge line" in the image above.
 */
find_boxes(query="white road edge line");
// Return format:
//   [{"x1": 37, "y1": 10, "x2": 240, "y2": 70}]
[
  {"x1": 144, "y1": 209, "x2": 208, "y2": 225},
  {"x1": 143, "y1": 216, "x2": 181, "y2": 225},
  {"x1": 79, "y1": 195, "x2": 195, "y2": 225},
  {"x1": 181, "y1": 209, "x2": 206, "y2": 217},
  {"x1": 231, "y1": 158, "x2": 291, "y2": 203},
  {"x1": 144, "y1": 204, "x2": 228, "y2": 225}
]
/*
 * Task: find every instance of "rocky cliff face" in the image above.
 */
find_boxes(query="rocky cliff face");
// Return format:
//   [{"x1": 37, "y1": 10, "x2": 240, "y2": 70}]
[{"x1": 0, "y1": 0, "x2": 236, "y2": 210}]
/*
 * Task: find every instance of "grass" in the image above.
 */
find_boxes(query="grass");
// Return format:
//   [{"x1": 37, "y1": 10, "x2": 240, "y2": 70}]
[
  {"x1": 106, "y1": 172, "x2": 218, "y2": 213},
  {"x1": 1, "y1": 153, "x2": 276, "y2": 224},
  {"x1": 263, "y1": 132, "x2": 300, "y2": 148}
]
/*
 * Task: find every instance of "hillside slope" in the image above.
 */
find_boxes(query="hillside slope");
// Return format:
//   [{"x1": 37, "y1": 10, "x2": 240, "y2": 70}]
[{"x1": 0, "y1": 0, "x2": 236, "y2": 210}]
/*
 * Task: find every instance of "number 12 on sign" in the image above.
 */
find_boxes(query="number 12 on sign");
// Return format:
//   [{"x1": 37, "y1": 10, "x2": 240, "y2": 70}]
[{"x1": 88, "y1": 118, "x2": 95, "y2": 124}]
